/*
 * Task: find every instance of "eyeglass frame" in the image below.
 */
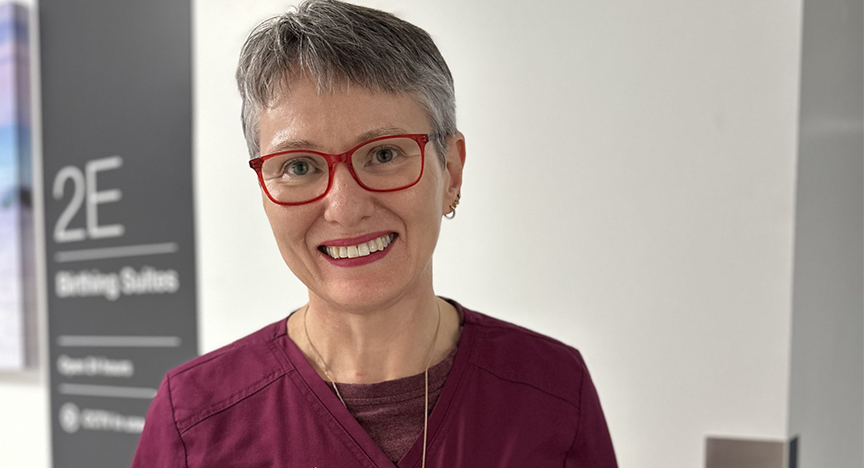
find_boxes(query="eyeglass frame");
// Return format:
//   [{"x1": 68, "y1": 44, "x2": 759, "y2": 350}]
[{"x1": 249, "y1": 133, "x2": 431, "y2": 206}]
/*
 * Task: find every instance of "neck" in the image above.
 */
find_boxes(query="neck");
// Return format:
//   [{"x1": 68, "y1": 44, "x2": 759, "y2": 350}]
[{"x1": 289, "y1": 292, "x2": 460, "y2": 384}]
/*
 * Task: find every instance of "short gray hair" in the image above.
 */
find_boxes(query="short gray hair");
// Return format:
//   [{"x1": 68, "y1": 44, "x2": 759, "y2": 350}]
[{"x1": 236, "y1": 0, "x2": 456, "y2": 162}]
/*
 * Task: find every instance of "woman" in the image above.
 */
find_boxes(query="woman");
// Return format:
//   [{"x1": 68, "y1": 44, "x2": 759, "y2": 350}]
[{"x1": 132, "y1": 1, "x2": 617, "y2": 467}]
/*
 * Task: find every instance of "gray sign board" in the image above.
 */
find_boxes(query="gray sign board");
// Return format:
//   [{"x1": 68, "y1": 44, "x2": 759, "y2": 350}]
[{"x1": 40, "y1": 1, "x2": 196, "y2": 467}]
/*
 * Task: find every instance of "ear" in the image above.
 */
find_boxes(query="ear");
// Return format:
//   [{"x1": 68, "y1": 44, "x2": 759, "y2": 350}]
[{"x1": 441, "y1": 131, "x2": 466, "y2": 216}]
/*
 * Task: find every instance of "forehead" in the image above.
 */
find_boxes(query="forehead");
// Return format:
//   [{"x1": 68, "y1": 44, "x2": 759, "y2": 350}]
[{"x1": 258, "y1": 78, "x2": 431, "y2": 156}]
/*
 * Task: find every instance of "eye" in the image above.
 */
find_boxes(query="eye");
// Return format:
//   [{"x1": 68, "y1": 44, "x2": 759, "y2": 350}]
[
  {"x1": 286, "y1": 160, "x2": 311, "y2": 176},
  {"x1": 373, "y1": 148, "x2": 397, "y2": 164},
  {"x1": 351, "y1": 139, "x2": 417, "y2": 174},
  {"x1": 279, "y1": 156, "x2": 323, "y2": 178}
]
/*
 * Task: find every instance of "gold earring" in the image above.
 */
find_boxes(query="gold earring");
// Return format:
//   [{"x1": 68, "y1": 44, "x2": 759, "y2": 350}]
[{"x1": 444, "y1": 193, "x2": 460, "y2": 219}]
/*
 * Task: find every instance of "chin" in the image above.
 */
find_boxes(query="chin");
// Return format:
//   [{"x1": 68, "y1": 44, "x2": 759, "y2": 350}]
[
  {"x1": 316, "y1": 264, "x2": 428, "y2": 310},
  {"x1": 316, "y1": 285, "x2": 404, "y2": 313}
]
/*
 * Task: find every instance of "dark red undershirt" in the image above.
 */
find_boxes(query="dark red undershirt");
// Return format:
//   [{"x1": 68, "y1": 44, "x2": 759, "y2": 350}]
[{"x1": 328, "y1": 348, "x2": 458, "y2": 464}]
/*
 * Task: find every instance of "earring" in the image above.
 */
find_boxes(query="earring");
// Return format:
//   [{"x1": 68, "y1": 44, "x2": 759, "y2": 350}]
[{"x1": 444, "y1": 193, "x2": 460, "y2": 219}]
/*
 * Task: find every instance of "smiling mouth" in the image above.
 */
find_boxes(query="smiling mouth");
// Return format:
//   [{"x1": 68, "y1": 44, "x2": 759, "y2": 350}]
[{"x1": 319, "y1": 233, "x2": 397, "y2": 259}]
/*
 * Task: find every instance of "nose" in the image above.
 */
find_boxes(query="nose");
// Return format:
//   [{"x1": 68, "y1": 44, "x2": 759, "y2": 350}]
[{"x1": 322, "y1": 163, "x2": 375, "y2": 226}]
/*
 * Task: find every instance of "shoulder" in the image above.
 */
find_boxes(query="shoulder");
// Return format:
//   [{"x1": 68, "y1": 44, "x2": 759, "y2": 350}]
[
  {"x1": 462, "y1": 306, "x2": 589, "y2": 409},
  {"x1": 161, "y1": 318, "x2": 290, "y2": 432}
]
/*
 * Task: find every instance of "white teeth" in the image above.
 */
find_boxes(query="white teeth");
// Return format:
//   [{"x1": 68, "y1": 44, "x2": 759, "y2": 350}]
[{"x1": 324, "y1": 234, "x2": 395, "y2": 259}]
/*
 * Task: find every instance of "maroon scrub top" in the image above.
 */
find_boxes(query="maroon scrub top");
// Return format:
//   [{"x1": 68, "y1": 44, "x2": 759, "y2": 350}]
[{"x1": 131, "y1": 302, "x2": 618, "y2": 467}]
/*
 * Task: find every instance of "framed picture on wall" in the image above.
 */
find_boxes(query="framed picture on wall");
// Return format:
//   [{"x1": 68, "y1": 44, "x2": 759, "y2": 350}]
[{"x1": 0, "y1": 2, "x2": 35, "y2": 370}]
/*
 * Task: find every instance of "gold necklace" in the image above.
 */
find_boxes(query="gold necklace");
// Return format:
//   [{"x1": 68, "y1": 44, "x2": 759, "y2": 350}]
[{"x1": 303, "y1": 302, "x2": 442, "y2": 468}]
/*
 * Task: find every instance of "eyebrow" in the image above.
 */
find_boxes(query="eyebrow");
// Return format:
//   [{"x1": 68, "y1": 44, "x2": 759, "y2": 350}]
[
  {"x1": 268, "y1": 126, "x2": 411, "y2": 154},
  {"x1": 354, "y1": 127, "x2": 410, "y2": 144}
]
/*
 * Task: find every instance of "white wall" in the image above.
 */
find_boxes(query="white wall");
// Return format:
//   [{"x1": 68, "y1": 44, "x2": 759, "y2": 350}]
[{"x1": 0, "y1": 1, "x2": 803, "y2": 467}]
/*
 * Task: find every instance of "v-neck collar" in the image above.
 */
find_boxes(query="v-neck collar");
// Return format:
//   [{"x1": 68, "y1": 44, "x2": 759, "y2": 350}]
[{"x1": 274, "y1": 300, "x2": 476, "y2": 468}]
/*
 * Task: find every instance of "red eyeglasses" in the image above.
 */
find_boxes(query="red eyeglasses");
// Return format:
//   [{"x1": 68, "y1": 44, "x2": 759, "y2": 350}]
[{"x1": 249, "y1": 134, "x2": 430, "y2": 206}]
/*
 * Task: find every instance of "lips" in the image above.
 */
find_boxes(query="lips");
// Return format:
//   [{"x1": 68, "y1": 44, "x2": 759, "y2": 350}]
[{"x1": 319, "y1": 233, "x2": 396, "y2": 259}]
